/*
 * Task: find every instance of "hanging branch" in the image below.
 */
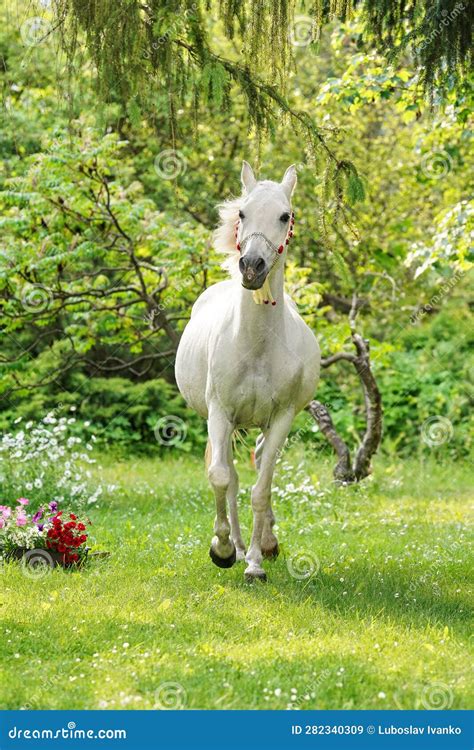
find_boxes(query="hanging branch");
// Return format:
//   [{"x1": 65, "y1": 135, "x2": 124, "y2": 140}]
[{"x1": 308, "y1": 294, "x2": 383, "y2": 483}]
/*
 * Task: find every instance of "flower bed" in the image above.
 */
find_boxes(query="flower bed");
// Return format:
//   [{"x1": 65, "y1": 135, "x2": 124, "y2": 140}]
[{"x1": 0, "y1": 498, "x2": 90, "y2": 569}]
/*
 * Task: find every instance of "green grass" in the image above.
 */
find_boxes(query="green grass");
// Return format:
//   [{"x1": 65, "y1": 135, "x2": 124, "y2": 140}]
[{"x1": 1, "y1": 451, "x2": 472, "y2": 710}]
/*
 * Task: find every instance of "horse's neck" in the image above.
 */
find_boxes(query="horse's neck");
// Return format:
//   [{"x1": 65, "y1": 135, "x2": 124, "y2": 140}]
[{"x1": 237, "y1": 263, "x2": 285, "y2": 335}]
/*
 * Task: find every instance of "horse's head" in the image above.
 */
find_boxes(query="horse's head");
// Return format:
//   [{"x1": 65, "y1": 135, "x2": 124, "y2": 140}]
[{"x1": 236, "y1": 161, "x2": 297, "y2": 291}]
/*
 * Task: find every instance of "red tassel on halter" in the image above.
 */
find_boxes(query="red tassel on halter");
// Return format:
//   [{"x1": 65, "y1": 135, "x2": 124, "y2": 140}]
[
  {"x1": 278, "y1": 245, "x2": 284, "y2": 254},
  {"x1": 236, "y1": 243, "x2": 241, "y2": 252}
]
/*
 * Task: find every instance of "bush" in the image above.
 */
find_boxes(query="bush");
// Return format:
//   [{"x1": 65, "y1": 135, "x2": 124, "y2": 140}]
[{"x1": 0, "y1": 377, "x2": 207, "y2": 456}]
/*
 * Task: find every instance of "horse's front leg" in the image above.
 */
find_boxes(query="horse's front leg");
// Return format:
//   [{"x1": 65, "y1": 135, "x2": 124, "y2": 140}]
[
  {"x1": 245, "y1": 409, "x2": 294, "y2": 581},
  {"x1": 207, "y1": 406, "x2": 236, "y2": 568}
]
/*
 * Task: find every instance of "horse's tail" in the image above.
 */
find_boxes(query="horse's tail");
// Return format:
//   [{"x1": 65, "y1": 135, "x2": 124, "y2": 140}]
[
  {"x1": 205, "y1": 439, "x2": 212, "y2": 472},
  {"x1": 205, "y1": 431, "x2": 261, "y2": 472}
]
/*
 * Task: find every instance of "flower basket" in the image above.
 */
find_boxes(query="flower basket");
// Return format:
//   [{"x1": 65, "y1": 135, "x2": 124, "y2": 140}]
[{"x1": 0, "y1": 500, "x2": 91, "y2": 570}]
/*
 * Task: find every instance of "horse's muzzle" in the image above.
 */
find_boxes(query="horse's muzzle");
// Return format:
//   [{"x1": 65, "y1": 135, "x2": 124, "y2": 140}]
[{"x1": 239, "y1": 254, "x2": 268, "y2": 290}]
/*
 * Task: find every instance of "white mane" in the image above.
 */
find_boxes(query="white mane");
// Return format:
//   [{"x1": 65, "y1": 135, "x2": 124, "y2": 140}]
[{"x1": 213, "y1": 196, "x2": 242, "y2": 278}]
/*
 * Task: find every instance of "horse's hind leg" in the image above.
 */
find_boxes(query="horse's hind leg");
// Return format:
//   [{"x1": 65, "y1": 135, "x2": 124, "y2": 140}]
[
  {"x1": 227, "y1": 443, "x2": 246, "y2": 561},
  {"x1": 207, "y1": 407, "x2": 236, "y2": 568},
  {"x1": 262, "y1": 507, "x2": 279, "y2": 559}
]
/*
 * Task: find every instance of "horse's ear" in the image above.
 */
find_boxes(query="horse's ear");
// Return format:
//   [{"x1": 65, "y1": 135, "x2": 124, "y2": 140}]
[
  {"x1": 281, "y1": 165, "x2": 297, "y2": 198},
  {"x1": 241, "y1": 161, "x2": 257, "y2": 193}
]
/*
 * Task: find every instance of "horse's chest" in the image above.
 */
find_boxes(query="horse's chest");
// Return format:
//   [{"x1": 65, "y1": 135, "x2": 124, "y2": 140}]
[{"x1": 212, "y1": 349, "x2": 302, "y2": 427}]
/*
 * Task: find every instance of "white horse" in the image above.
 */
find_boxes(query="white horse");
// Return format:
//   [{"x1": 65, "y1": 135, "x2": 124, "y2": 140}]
[{"x1": 175, "y1": 162, "x2": 320, "y2": 581}]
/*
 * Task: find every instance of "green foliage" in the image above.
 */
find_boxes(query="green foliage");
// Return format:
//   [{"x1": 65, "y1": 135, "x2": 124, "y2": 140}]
[
  {"x1": 0, "y1": 3, "x2": 472, "y2": 461},
  {"x1": 0, "y1": 377, "x2": 207, "y2": 455}
]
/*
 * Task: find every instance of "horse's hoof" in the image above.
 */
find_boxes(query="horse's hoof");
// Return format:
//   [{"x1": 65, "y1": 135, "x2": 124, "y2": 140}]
[
  {"x1": 244, "y1": 568, "x2": 267, "y2": 582},
  {"x1": 262, "y1": 543, "x2": 279, "y2": 560},
  {"x1": 209, "y1": 546, "x2": 236, "y2": 569}
]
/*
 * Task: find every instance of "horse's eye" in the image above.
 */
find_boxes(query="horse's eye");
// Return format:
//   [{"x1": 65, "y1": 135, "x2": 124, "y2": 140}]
[
  {"x1": 238, "y1": 210, "x2": 245, "y2": 219},
  {"x1": 280, "y1": 212, "x2": 290, "y2": 223}
]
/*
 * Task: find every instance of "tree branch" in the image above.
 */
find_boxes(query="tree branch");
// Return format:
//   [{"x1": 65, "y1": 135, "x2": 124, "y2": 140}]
[{"x1": 309, "y1": 294, "x2": 383, "y2": 483}]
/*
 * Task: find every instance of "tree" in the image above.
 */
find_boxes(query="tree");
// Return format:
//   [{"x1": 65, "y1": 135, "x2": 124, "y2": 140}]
[{"x1": 1, "y1": 3, "x2": 472, "y2": 457}]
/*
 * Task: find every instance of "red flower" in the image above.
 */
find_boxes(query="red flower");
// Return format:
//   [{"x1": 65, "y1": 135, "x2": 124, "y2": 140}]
[
  {"x1": 77, "y1": 523, "x2": 86, "y2": 531},
  {"x1": 70, "y1": 513, "x2": 77, "y2": 520}
]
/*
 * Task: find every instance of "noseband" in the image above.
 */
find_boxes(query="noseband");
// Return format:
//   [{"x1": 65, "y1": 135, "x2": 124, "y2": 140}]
[{"x1": 234, "y1": 211, "x2": 295, "y2": 306}]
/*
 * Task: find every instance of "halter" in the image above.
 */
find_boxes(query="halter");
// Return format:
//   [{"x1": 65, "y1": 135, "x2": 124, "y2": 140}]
[{"x1": 234, "y1": 211, "x2": 295, "y2": 306}]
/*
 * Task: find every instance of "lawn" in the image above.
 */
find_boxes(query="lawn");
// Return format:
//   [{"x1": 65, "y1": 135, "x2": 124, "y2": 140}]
[{"x1": 0, "y1": 450, "x2": 472, "y2": 711}]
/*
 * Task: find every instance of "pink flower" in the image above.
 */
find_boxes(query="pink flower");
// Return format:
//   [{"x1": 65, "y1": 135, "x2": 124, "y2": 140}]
[
  {"x1": 16, "y1": 511, "x2": 27, "y2": 526},
  {"x1": 0, "y1": 505, "x2": 12, "y2": 519},
  {"x1": 17, "y1": 498, "x2": 29, "y2": 506}
]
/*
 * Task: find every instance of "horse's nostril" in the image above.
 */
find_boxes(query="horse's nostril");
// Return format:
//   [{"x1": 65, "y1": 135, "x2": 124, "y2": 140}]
[
  {"x1": 238, "y1": 258, "x2": 246, "y2": 274},
  {"x1": 255, "y1": 257, "x2": 265, "y2": 273}
]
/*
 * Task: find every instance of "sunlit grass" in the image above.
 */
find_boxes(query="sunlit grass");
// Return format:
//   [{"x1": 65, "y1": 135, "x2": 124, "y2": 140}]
[{"x1": 1, "y1": 451, "x2": 472, "y2": 710}]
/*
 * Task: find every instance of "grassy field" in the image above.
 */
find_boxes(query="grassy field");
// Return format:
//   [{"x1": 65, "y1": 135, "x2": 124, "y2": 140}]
[{"x1": 1, "y1": 450, "x2": 472, "y2": 711}]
